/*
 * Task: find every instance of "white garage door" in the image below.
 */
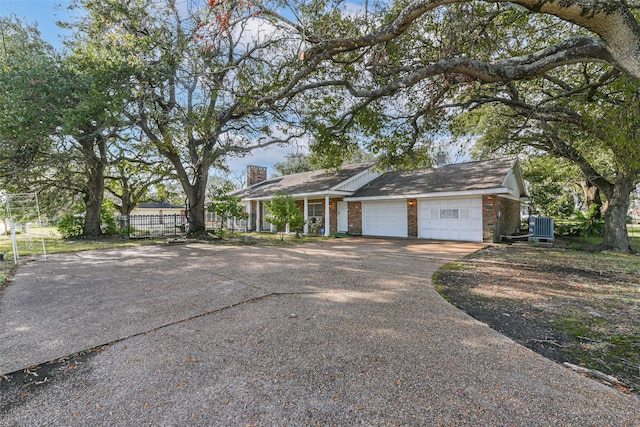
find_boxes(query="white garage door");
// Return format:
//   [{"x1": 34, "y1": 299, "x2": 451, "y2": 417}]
[
  {"x1": 362, "y1": 201, "x2": 408, "y2": 238},
  {"x1": 419, "y1": 198, "x2": 483, "y2": 242}
]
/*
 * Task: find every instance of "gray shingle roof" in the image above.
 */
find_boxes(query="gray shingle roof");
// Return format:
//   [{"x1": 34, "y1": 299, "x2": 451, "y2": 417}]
[
  {"x1": 233, "y1": 162, "x2": 376, "y2": 199},
  {"x1": 349, "y1": 158, "x2": 519, "y2": 198}
]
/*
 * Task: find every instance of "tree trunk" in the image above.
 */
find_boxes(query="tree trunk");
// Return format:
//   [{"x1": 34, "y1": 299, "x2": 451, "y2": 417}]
[
  {"x1": 183, "y1": 159, "x2": 210, "y2": 238},
  {"x1": 551, "y1": 138, "x2": 635, "y2": 252},
  {"x1": 601, "y1": 174, "x2": 634, "y2": 252},
  {"x1": 121, "y1": 188, "x2": 135, "y2": 216},
  {"x1": 83, "y1": 161, "x2": 105, "y2": 238},
  {"x1": 581, "y1": 180, "x2": 603, "y2": 218},
  {"x1": 186, "y1": 187, "x2": 207, "y2": 237}
]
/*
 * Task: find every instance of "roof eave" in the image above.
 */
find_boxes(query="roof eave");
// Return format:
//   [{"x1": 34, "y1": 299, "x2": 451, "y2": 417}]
[
  {"x1": 241, "y1": 190, "x2": 353, "y2": 201},
  {"x1": 344, "y1": 187, "x2": 517, "y2": 201}
]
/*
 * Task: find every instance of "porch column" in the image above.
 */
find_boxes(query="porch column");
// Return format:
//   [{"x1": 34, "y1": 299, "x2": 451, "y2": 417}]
[
  {"x1": 268, "y1": 200, "x2": 275, "y2": 232},
  {"x1": 246, "y1": 201, "x2": 252, "y2": 231},
  {"x1": 303, "y1": 197, "x2": 309, "y2": 234},
  {"x1": 256, "y1": 201, "x2": 261, "y2": 232},
  {"x1": 324, "y1": 195, "x2": 330, "y2": 237}
]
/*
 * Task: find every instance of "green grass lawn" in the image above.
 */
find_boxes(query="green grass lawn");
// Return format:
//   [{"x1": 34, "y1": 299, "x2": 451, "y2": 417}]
[{"x1": 0, "y1": 227, "x2": 164, "y2": 288}]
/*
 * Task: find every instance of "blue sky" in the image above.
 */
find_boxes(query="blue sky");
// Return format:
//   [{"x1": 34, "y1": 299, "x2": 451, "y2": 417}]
[{"x1": 0, "y1": 0, "x2": 73, "y2": 49}]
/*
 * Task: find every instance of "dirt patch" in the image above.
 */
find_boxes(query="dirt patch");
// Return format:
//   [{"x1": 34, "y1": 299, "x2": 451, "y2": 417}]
[{"x1": 435, "y1": 244, "x2": 640, "y2": 395}]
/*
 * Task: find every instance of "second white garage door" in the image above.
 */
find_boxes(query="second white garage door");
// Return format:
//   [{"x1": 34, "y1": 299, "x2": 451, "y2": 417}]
[
  {"x1": 362, "y1": 201, "x2": 408, "y2": 238},
  {"x1": 419, "y1": 198, "x2": 483, "y2": 242}
]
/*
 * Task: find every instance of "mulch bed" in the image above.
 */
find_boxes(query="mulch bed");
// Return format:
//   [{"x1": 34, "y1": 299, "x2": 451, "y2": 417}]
[{"x1": 434, "y1": 244, "x2": 640, "y2": 395}]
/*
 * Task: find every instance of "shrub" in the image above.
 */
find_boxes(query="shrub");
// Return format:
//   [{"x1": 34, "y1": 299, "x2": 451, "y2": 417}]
[
  {"x1": 100, "y1": 200, "x2": 118, "y2": 236},
  {"x1": 264, "y1": 194, "x2": 305, "y2": 240},
  {"x1": 57, "y1": 214, "x2": 84, "y2": 238},
  {"x1": 555, "y1": 217, "x2": 604, "y2": 238},
  {"x1": 57, "y1": 200, "x2": 120, "y2": 238}
]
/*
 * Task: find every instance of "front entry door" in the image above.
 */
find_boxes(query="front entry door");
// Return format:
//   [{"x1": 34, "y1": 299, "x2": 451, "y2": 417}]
[{"x1": 337, "y1": 201, "x2": 348, "y2": 233}]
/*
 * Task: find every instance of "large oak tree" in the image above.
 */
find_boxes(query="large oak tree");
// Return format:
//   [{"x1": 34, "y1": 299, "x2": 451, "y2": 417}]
[
  {"x1": 78, "y1": 0, "x2": 313, "y2": 237},
  {"x1": 289, "y1": 0, "x2": 640, "y2": 251},
  {"x1": 0, "y1": 18, "x2": 133, "y2": 236}
]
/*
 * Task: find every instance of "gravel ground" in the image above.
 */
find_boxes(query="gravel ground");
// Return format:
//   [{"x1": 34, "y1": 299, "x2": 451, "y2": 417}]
[{"x1": 0, "y1": 239, "x2": 638, "y2": 426}]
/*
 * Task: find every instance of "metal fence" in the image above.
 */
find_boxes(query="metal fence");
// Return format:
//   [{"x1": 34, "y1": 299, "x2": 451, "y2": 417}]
[
  {"x1": 207, "y1": 212, "x2": 251, "y2": 233},
  {"x1": 119, "y1": 213, "x2": 251, "y2": 238},
  {"x1": 119, "y1": 214, "x2": 186, "y2": 239}
]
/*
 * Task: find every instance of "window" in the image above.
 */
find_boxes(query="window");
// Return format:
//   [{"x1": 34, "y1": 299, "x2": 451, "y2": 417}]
[
  {"x1": 308, "y1": 203, "x2": 323, "y2": 217},
  {"x1": 440, "y1": 208, "x2": 459, "y2": 219}
]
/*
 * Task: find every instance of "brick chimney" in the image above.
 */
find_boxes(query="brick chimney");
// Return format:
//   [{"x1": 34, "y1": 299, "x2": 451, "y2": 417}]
[{"x1": 247, "y1": 165, "x2": 267, "y2": 186}]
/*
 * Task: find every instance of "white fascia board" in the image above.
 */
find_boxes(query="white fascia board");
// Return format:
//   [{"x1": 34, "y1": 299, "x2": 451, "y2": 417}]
[
  {"x1": 344, "y1": 188, "x2": 515, "y2": 202},
  {"x1": 243, "y1": 191, "x2": 352, "y2": 201},
  {"x1": 293, "y1": 191, "x2": 353, "y2": 199}
]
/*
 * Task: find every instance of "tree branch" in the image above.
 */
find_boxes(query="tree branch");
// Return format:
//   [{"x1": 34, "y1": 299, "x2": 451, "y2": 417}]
[{"x1": 302, "y1": 0, "x2": 640, "y2": 79}]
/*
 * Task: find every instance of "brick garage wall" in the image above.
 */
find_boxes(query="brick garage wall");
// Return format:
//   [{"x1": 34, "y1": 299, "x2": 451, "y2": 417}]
[
  {"x1": 482, "y1": 195, "x2": 498, "y2": 242},
  {"x1": 498, "y1": 197, "x2": 521, "y2": 237},
  {"x1": 348, "y1": 201, "x2": 362, "y2": 235},
  {"x1": 483, "y1": 195, "x2": 521, "y2": 242},
  {"x1": 407, "y1": 199, "x2": 418, "y2": 237}
]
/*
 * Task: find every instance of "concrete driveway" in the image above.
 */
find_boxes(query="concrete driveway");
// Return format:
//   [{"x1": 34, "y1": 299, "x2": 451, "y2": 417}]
[{"x1": 1, "y1": 239, "x2": 638, "y2": 426}]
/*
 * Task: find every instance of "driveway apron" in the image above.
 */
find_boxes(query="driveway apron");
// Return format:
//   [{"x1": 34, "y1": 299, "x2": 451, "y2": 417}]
[{"x1": 0, "y1": 239, "x2": 638, "y2": 426}]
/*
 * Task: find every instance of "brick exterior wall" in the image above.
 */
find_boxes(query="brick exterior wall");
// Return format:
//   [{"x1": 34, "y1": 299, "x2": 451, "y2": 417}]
[
  {"x1": 329, "y1": 198, "x2": 341, "y2": 234},
  {"x1": 258, "y1": 194, "x2": 520, "y2": 241},
  {"x1": 482, "y1": 195, "x2": 497, "y2": 242},
  {"x1": 482, "y1": 195, "x2": 521, "y2": 242},
  {"x1": 498, "y1": 197, "x2": 522, "y2": 237},
  {"x1": 298, "y1": 198, "x2": 341, "y2": 234},
  {"x1": 249, "y1": 201, "x2": 257, "y2": 231},
  {"x1": 407, "y1": 199, "x2": 418, "y2": 237},
  {"x1": 348, "y1": 201, "x2": 362, "y2": 235}
]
